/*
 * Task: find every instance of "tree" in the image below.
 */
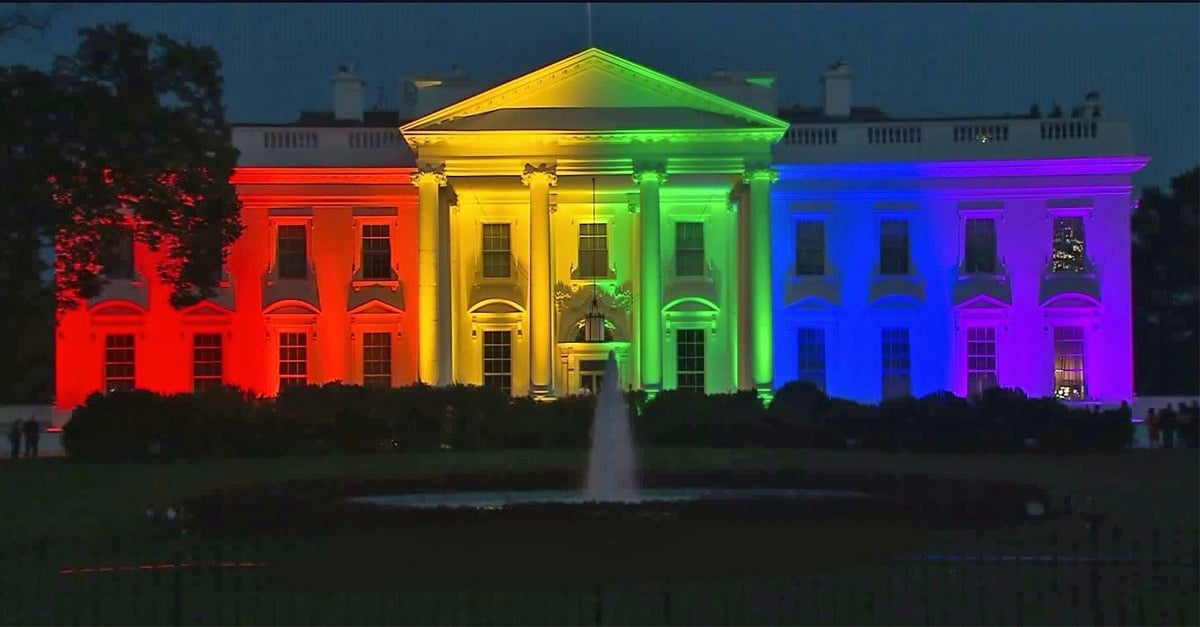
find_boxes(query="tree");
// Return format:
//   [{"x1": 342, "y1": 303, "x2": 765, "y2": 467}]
[
  {"x1": 1, "y1": 23, "x2": 243, "y2": 312},
  {"x1": 1133, "y1": 167, "x2": 1200, "y2": 395}
]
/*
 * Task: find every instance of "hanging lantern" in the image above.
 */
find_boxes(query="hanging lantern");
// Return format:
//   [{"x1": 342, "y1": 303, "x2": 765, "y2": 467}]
[{"x1": 584, "y1": 296, "x2": 607, "y2": 343}]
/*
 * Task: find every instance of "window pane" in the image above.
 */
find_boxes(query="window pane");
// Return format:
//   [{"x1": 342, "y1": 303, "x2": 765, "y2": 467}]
[
  {"x1": 879, "y1": 219, "x2": 910, "y2": 275},
  {"x1": 278, "y1": 332, "x2": 308, "y2": 388},
  {"x1": 881, "y1": 327, "x2": 911, "y2": 399},
  {"x1": 482, "y1": 331, "x2": 513, "y2": 393},
  {"x1": 966, "y1": 327, "x2": 998, "y2": 398},
  {"x1": 362, "y1": 332, "x2": 392, "y2": 387},
  {"x1": 1053, "y1": 326, "x2": 1086, "y2": 399},
  {"x1": 795, "y1": 222, "x2": 825, "y2": 276},
  {"x1": 482, "y1": 223, "x2": 511, "y2": 278},
  {"x1": 360, "y1": 224, "x2": 392, "y2": 280},
  {"x1": 676, "y1": 329, "x2": 705, "y2": 393},
  {"x1": 192, "y1": 333, "x2": 223, "y2": 392},
  {"x1": 965, "y1": 218, "x2": 998, "y2": 274},
  {"x1": 797, "y1": 328, "x2": 826, "y2": 391},
  {"x1": 277, "y1": 224, "x2": 308, "y2": 279},
  {"x1": 101, "y1": 228, "x2": 135, "y2": 280},
  {"x1": 104, "y1": 334, "x2": 136, "y2": 392},
  {"x1": 675, "y1": 222, "x2": 705, "y2": 277},
  {"x1": 578, "y1": 223, "x2": 608, "y2": 278},
  {"x1": 1051, "y1": 216, "x2": 1086, "y2": 273}
]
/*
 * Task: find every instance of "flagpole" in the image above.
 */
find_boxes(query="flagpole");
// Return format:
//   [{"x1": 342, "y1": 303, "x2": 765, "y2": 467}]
[{"x1": 586, "y1": 2, "x2": 593, "y2": 47}]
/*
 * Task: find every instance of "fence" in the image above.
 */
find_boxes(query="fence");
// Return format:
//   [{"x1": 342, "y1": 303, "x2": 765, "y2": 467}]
[{"x1": 1, "y1": 521, "x2": 1196, "y2": 626}]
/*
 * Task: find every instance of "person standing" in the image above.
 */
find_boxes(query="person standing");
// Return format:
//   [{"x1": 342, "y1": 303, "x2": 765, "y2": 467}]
[
  {"x1": 7, "y1": 419, "x2": 21, "y2": 459},
  {"x1": 1160, "y1": 404, "x2": 1177, "y2": 450},
  {"x1": 1146, "y1": 408, "x2": 1159, "y2": 449},
  {"x1": 22, "y1": 416, "x2": 39, "y2": 458}
]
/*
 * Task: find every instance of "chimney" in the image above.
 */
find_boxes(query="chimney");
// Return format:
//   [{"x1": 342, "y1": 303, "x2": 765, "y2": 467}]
[
  {"x1": 332, "y1": 64, "x2": 365, "y2": 122},
  {"x1": 820, "y1": 60, "x2": 852, "y2": 118}
]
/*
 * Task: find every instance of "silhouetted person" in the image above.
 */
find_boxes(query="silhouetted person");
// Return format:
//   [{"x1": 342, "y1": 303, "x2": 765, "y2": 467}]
[
  {"x1": 22, "y1": 417, "x2": 39, "y2": 458},
  {"x1": 7, "y1": 419, "x2": 21, "y2": 459},
  {"x1": 1146, "y1": 408, "x2": 1159, "y2": 449},
  {"x1": 1160, "y1": 404, "x2": 1177, "y2": 450}
]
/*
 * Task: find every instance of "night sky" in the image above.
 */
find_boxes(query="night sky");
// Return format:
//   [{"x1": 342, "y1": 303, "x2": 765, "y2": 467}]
[{"x1": 2, "y1": 2, "x2": 1196, "y2": 188}]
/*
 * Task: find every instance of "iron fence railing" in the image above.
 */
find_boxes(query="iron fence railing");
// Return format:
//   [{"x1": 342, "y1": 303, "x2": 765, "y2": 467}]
[{"x1": 1, "y1": 521, "x2": 1196, "y2": 626}]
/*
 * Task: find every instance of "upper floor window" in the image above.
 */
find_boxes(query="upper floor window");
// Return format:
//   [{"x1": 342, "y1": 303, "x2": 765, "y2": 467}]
[
  {"x1": 795, "y1": 221, "x2": 825, "y2": 276},
  {"x1": 482, "y1": 223, "x2": 511, "y2": 278},
  {"x1": 964, "y1": 218, "x2": 998, "y2": 274},
  {"x1": 578, "y1": 223, "x2": 608, "y2": 279},
  {"x1": 192, "y1": 333, "x2": 223, "y2": 393},
  {"x1": 1051, "y1": 216, "x2": 1086, "y2": 273},
  {"x1": 1053, "y1": 326, "x2": 1086, "y2": 400},
  {"x1": 101, "y1": 229, "x2": 135, "y2": 280},
  {"x1": 879, "y1": 219, "x2": 910, "y2": 275},
  {"x1": 104, "y1": 334, "x2": 135, "y2": 392},
  {"x1": 276, "y1": 225, "x2": 308, "y2": 280},
  {"x1": 360, "y1": 224, "x2": 392, "y2": 280},
  {"x1": 966, "y1": 327, "x2": 997, "y2": 398},
  {"x1": 675, "y1": 222, "x2": 705, "y2": 277}
]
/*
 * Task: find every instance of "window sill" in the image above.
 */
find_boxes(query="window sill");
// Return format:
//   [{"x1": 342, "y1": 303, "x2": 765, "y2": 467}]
[{"x1": 352, "y1": 279, "x2": 401, "y2": 291}]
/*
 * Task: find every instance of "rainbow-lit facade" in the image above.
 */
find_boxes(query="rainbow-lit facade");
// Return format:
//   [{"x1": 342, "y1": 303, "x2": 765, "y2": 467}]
[{"x1": 54, "y1": 48, "x2": 1148, "y2": 412}]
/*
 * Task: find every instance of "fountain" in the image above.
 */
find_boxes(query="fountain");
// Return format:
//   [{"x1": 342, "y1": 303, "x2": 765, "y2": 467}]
[{"x1": 583, "y1": 351, "x2": 637, "y2": 502}]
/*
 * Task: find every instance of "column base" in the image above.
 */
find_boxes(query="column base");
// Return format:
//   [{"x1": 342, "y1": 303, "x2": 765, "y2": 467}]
[
  {"x1": 755, "y1": 384, "x2": 774, "y2": 406},
  {"x1": 530, "y1": 385, "x2": 555, "y2": 401}
]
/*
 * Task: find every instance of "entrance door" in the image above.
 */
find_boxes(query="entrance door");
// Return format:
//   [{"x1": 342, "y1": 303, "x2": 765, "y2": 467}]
[{"x1": 579, "y1": 359, "x2": 607, "y2": 394}]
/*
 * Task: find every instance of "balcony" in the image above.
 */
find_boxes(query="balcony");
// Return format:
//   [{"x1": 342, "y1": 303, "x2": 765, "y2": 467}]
[
  {"x1": 1040, "y1": 256, "x2": 1101, "y2": 305},
  {"x1": 233, "y1": 126, "x2": 414, "y2": 167},
  {"x1": 774, "y1": 117, "x2": 1137, "y2": 164},
  {"x1": 262, "y1": 264, "x2": 320, "y2": 310},
  {"x1": 783, "y1": 271, "x2": 841, "y2": 307},
  {"x1": 954, "y1": 258, "x2": 1012, "y2": 307},
  {"x1": 469, "y1": 254, "x2": 526, "y2": 311},
  {"x1": 663, "y1": 258, "x2": 719, "y2": 306},
  {"x1": 348, "y1": 264, "x2": 405, "y2": 312}
]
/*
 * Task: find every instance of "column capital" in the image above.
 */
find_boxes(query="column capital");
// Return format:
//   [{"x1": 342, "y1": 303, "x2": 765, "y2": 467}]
[
  {"x1": 743, "y1": 167, "x2": 779, "y2": 185},
  {"x1": 632, "y1": 167, "x2": 667, "y2": 186},
  {"x1": 412, "y1": 166, "x2": 447, "y2": 187},
  {"x1": 521, "y1": 163, "x2": 558, "y2": 187}
]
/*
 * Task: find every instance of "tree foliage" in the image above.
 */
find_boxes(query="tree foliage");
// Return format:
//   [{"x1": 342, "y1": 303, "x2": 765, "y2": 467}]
[
  {"x1": 1133, "y1": 167, "x2": 1200, "y2": 394},
  {"x1": 0, "y1": 23, "x2": 243, "y2": 311}
]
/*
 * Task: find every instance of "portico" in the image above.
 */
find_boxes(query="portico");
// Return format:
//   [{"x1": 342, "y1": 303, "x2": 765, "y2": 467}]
[{"x1": 400, "y1": 47, "x2": 788, "y2": 397}]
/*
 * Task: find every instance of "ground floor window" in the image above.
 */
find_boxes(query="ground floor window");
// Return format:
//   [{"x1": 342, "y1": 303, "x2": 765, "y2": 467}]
[
  {"x1": 797, "y1": 328, "x2": 826, "y2": 391},
  {"x1": 192, "y1": 333, "x2": 223, "y2": 392},
  {"x1": 362, "y1": 332, "x2": 392, "y2": 387},
  {"x1": 1053, "y1": 326, "x2": 1086, "y2": 400},
  {"x1": 482, "y1": 331, "x2": 512, "y2": 393},
  {"x1": 104, "y1": 334, "x2": 135, "y2": 392},
  {"x1": 579, "y1": 359, "x2": 606, "y2": 394},
  {"x1": 278, "y1": 332, "x2": 308, "y2": 389},
  {"x1": 881, "y1": 327, "x2": 911, "y2": 399},
  {"x1": 966, "y1": 326, "x2": 997, "y2": 397},
  {"x1": 676, "y1": 329, "x2": 705, "y2": 393}
]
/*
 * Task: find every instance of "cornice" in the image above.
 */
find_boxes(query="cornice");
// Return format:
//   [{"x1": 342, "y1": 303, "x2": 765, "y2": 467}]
[
  {"x1": 232, "y1": 167, "x2": 414, "y2": 185},
  {"x1": 403, "y1": 129, "x2": 785, "y2": 147}
]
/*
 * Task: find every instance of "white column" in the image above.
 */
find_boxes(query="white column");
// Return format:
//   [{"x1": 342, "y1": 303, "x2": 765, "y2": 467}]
[
  {"x1": 744, "y1": 168, "x2": 778, "y2": 398},
  {"x1": 437, "y1": 190, "x2": 454, "y2": 386},
  {"x1": 522, "y1": 164, "x2": 557, "y2": 396},
  {"x1": 634, "y1": 166, "x2": 666, "y2": 394},
  {"x1": 412, "y1": 167, "x2": 447, "y2": 385}
]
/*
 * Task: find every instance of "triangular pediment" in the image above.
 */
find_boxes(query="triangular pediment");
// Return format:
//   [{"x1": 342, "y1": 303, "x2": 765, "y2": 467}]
[
  {"x1": 348, "y1": 298, "x2": 406, "y2": 316},
  {"x1": 401, "y1": 48, "x2": 788, "y2": 136},
  {"x1": 955, "y1": 294, "x2": 1011, "y2": 310}
]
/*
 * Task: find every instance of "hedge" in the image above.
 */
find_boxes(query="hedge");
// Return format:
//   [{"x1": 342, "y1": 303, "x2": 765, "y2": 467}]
[{"x1": 61, "y1": 381, "x2": 1134, "y2": 460}]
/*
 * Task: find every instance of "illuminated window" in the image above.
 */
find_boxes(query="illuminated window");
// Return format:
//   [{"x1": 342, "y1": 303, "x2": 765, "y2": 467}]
[
  {"x1": 579, "y1": 359, "x2": 606, "y2": 394},
  {"x1": 794, "y1": 221, "x2": 825, "y2": 276},
  {"x1": 101, "y1": 228, "x2": 135, "y2": 280},
  {"x1": 192, "y1": 333, "x2": 223, "y2": 392},
  {"x1": 675, "y1": 222, "x2": 705, "y2": 277},
  {"x1": 797, "y1": 328, "x2": 826, "y2": 391},
  {"x1": 482, "y1": 331, "x2": 512, "y2": 393},
  {"x1": 360, "y1": 224, "x2": 391, "y2": 280},
  {"x1": 362, "y1": 332, "x2": 392, "y2": 387},
  {"x1": 278, "y1": 332, "x2": 308, "y2": 388},
  {"x1": 578, "y1": 223, "x2": 608, "y2": 278},
  {"x1": 965, "y1": 218, "x2": 998, "y2": 274},
  {"x1": 881, "y1": 327, "x2": 911, "y2": 399},
  {"x1": 1051, "y1": 216, "x2": 1086, "y2": 273},
  {"x1": 276, "y1": 225, "x2": 308, "y2": 280},
  {"x1": 482, "y1": 224, "x2": 511, "y2": 278},
  {"x1": 1053, "y1": 326, "x2": 1086, "y2": 400},
  {"x1": 966, "y1": 327, "x2": 998, "y2": 398},
  {"x1": 676, "y1": 329, "x2": 705, "y2": 393},
  {"x1": 103, "y1": 334, "x2": 135, "y2": 392},
  {"x1": 879, "y1": 219, "x2": 910, "y2": 275}
]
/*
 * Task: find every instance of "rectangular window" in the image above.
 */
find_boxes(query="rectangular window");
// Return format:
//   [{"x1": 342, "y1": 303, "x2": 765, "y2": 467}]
[
  {"x1": 881, "y1": 327, "x2": 912, "y2": 399},
  {"x1": 794, "y1": 221, "x2": 825, "y2": 276},
  {"x1": 797, "y1": 328, "x2": 827, "y2": 391},
  {"x1": 966, "y1": 327, "x2": 998, "y2": 398},
  {"x1": 964, "y1": 218, "x2": 998, "y2": 274},
  {"x1": 879, "y1": 219, "x2": 910, "y2": 275},
  {"x1": 1053, "y1": 326, "x2": 1086, "y2": 400},
  {"x1": 278, "y1": 332, "x2": 308, "y2": 388},
  {"x1": 579, "y1": 359, "x2": 606, "y2": 395},
  {"x1": 675, "y1": 222, "x2": 705, "y2": 277},
  {"x1": 481, "y1": 223, "x2": 511, "y2": 278},
  {"x1": 360, "y1": 224, "x2": 392, "y2": 280},
  {"x1": 192, "y1": 333, "x2": 223, "y2": 392},
  {"x1": 1051, "y1": 216, "x2": 1086, "y2": 273},
  {"x1": 276, "y1": 224, "x2": 308, "y2": 280},
  {"x1": 101, "y1": 229, "x2": 135, "y2": 280},
  {"x1": 104, "y1": 334, "x2": 135, "y2": 392},
  {"x1": 362, "y1": 332, "x2": 392, "y2": 387},
  {"x1": 578, "y1": 223, "x2": 608, "y2": 278},
  {"x1": 676, "y1": 329, "x2": 706, "y2": 393},
  {"x1": 482, "y1": 331, "x2": 512, "y2": 393}
]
